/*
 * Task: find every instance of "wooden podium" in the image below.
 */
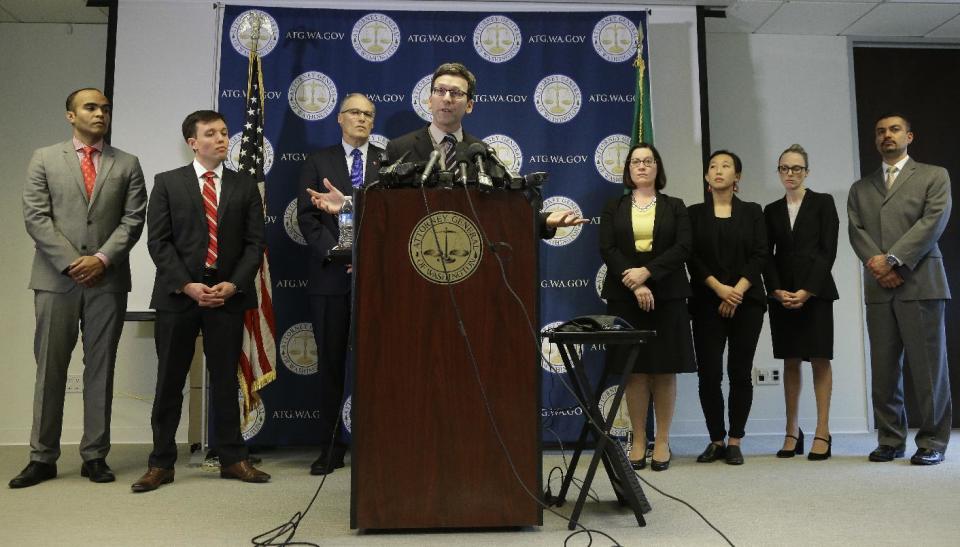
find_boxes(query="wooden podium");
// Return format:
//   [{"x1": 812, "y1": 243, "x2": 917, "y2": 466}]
[{"x1": 350, "y1": 187, "x2": 542, "y2": 530}]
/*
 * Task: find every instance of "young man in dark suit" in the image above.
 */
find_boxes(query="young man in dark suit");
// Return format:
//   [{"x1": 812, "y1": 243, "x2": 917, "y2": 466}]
[
  {"x1": 297, "y1": 93, "x2": 383, "y2": 475},
  {"x1": 848, "y1": 113, "x2": 952, "y2": 466},
  {"x1": 132, "y1": 110, "x2": 269, "y2": 492},
  {"x1": 12, "y1": 88, "x2": 147, "y2": 488}
]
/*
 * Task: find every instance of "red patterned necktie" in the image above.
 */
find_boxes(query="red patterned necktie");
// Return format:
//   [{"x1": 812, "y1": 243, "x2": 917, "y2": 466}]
[
  {"x1": 202, "y1": 171, "x2": 218, "y2": 267},
  {"x1": 80, "y1": 146, "x2": 97, "y2": 198}
]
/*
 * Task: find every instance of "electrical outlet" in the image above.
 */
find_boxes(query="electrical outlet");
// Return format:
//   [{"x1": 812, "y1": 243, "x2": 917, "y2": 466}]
[
  {"x1": 65, "y1": 375, "x2": 83, "y2": 393},
  {"x1": 754, "y1": 368, "x2": 781, "y2": 385}
]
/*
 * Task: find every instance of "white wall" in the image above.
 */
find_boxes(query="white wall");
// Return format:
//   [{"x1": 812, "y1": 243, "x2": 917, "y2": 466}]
[
  {"x1": 691, "y1": 32, "x2": 870, "y2": 436},
  {"x1": 0, "y1": 23, "x2": 184, "y2": 447}
]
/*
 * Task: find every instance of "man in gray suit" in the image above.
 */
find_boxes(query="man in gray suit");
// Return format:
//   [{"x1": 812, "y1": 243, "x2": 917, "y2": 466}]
[
  {"x1": 848, "y1": 113, "x2": 952, "y2": 465},
  {"x1": 12, "y1": 88, "x2": 147, "y2": 488}
]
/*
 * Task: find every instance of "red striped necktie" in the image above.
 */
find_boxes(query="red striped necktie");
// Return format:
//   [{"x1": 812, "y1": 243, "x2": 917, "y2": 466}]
[{"x1": 202, "y1": 171, "x2": 218, "y2": 267}]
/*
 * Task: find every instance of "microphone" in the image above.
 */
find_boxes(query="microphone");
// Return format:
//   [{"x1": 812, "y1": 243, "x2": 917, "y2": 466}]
[
  {"x1": 485, "y1": 146, "x2": 510, "y2": 172},
  {"x1": 419, "y1": 149, "x2": 441, "y2": 186},
  {"x1": 383, "y1": 150, "x2": 409, "y2": 175},
  {"x1": 467, "y1": 142, "x2": 494, "y2": 191}
]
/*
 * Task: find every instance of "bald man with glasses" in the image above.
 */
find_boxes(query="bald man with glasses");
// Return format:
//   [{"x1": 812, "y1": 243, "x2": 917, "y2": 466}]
[{"x1": 297, "y1": 93, "x2": 384, "y2": 475}]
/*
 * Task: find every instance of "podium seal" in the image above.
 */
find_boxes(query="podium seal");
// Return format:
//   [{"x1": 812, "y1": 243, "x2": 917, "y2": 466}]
[{"x1": 409, "y1": 211, "x2": 483, "y2": 285}]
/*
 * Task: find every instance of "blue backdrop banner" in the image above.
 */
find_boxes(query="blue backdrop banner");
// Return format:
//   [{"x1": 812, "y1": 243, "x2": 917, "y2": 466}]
[{"x1": 216, "y1": 5, "x2": 651, "y2": 446}]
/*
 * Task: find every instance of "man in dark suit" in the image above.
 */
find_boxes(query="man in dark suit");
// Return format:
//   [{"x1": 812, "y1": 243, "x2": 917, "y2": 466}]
[
  {"x1": 308, "y1": 63, "x2": 586, "y2": 236},
  {"x1": 297, "y1": 93, "x2": 383, "y2": 475},
  {"x1": 848, "y1": 113, "x2": 952, "y2": 465},
  {"x1": 13, "y1": 88, "x2": 147, "y2": 488},
  {"x1": 132, "y1": 110, "x2": 269, "y2": 492}
]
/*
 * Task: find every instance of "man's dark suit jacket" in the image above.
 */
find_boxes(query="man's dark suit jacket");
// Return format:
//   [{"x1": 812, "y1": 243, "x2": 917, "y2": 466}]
[
  {"x1": 687, "y1": 195, "x2": 768, "y2": 308},
  {"x1": 599, "y1": 192, "x2": 692, "y2": 302},
  {"x1": 387, "y1": 125, "x2": 554, "y2": 238},
  {"x1": 147, "y1": 164, "x2": 265, "y2": 312},
  {"x1": 763, "y1": 189, "x2": 839, "y2": 301},
  {"x1": 385, "y1": 125, "x2": 482, "y2": 164},
  {"x1": 297, "y1": 143, "x2": 384, "y2": 295}
]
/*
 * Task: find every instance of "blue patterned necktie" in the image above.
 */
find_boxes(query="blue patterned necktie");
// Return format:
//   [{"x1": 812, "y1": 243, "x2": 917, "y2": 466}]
[
  {"x1": 350, "y1": 148, "x2": 363, "y2": 188},
  {"x1": 441, "y1": 133, "x2": 457, "y2": 170}
]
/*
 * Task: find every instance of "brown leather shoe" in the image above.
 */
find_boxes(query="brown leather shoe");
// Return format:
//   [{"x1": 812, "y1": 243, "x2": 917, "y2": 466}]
[
  {"x1": 131, "y1": 467, "x2": 174, "y2": 493},
  {"x1": 220, "y1": 460, "x2": 270, "y2": 483}
]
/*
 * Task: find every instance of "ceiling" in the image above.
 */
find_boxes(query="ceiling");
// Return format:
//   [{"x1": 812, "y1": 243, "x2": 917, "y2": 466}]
[{"x1": 2, "y1": 0, "x2": 959, "y2": 39}]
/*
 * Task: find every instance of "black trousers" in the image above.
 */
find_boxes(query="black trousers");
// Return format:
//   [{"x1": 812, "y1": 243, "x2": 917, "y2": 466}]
[
  {"x1": 691, "y1": 302, "x2": 764, "y2": 441},
  {"x1": 149, "y1": 306, "x2": 247, "y2": 468},
  {"x1": 309, "y1": 294, "x2": 350, "y2": 453}
]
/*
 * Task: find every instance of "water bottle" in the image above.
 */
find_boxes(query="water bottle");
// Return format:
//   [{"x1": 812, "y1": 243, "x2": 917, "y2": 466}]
[{"x1": 337, "y1": 196, "x2": 354, "y2": 249}]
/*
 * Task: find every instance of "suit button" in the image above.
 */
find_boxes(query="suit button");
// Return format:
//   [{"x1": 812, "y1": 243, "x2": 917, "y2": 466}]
[
  {"x1": 81, "y1": 246, "x2": 87, "y2": 251},
  {"x1": 87, "y1": 220, "x2": 93, "y2": 225}
]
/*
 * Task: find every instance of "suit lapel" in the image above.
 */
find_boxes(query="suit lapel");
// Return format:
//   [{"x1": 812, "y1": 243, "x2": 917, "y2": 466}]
[
  {"x1": 88, "y1": 145, "x2": 115, "y2": 209},
  {"x1": 883, "y1": 158, "x2": 916, "y2": 204},
  {"x1": 329, "y1": 147, "x2": 350, "y2": 192},
  {"x1": 218, "y1": 169, "x2": 238, "y2": 222},
  {"x1": 61, "y1": 141, "x2": 89, "y2": 205},
  {"x1": 416, "y1": 127, "x2": 436, "y2": 159},
  {"x1": 180, "y1": 165, "x2": 205, "y2": 223},
  {"x1": 363, "y1": 146, "x2": 381, "y2": 185}
]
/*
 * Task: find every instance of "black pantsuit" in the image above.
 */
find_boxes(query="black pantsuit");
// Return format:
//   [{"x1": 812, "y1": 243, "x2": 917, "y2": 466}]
[
  {"x1": 688, "y1": 196, "x2": 768, "y2": 441},
  {"x1": 691, "y1": 302, "x2": 765, "y2": 440}
]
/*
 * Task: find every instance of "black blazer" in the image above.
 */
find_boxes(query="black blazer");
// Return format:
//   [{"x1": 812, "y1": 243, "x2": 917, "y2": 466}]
[
  {"x1": 385, "y1": 125, "x2": 483, "y2": 163},
  {"x1": 297, "y1": 142, "x2": 384, "y2": 295},
  {"x1": 763, "y1": 189, "x2": 839, "y2": 301},
  {"x1": 147, "y1": 164, "x2": 265, "y2": 312},
  {"x1": 687, "y1": 195, "x2": 768, "y2": 308},
  {"x1": 599, "y1": 192, "x2": 692, "y2": 302}
]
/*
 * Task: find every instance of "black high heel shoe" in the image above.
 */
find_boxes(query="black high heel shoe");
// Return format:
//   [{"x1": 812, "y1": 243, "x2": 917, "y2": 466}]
[
  {"x1": 650, "y1": 446, "x2": 671, "y2": 471},
  {"x1": 807, "y1": 435, "x2": 832, "y2": 461},
  {"x1": 776, "y1": 429, "x2": 804, "y2": 458},
  {"x1": 630, "y1": 457, "x2": 647, "y2": 470}
]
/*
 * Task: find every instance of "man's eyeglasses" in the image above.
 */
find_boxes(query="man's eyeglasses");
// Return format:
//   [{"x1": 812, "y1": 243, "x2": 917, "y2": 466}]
[
  {"x1": 431, "y1": 87, "x2": 468, "y2": 100},
  {"x1": 777, "y1": 165, "x2": 807, "y2": 175},
  {"x1": 341, "y1": 108, "x2": 375, "y2": 120},
  {"x1": 629, "y1": 158, "x2": 657, "y2": 167}
]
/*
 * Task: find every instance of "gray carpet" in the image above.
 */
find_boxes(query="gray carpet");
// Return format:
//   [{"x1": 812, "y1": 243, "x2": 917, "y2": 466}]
[{"x1": 2, "y1": 432, "x2": 958, "y2": 546}]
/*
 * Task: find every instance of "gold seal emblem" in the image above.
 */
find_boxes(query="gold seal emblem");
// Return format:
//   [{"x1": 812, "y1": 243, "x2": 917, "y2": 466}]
[{"x1": 409, "y1": 211, "x2": 483, "y2": 285}]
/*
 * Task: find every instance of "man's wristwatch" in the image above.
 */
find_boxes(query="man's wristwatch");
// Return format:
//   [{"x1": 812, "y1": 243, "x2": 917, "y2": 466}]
[{"x1": 885, "y1": 254, "x2": 899, "y2": 267}]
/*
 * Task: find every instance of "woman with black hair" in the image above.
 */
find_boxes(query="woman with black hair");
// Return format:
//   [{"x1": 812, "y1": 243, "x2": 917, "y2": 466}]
[{"x1": 688, "y1": 150, "x2": 768, "y2": 465}]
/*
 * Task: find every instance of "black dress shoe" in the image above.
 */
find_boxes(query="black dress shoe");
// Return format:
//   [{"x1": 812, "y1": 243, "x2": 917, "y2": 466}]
[
  {"x1": 696, "y1": 443, "x2": 726, "y2": 463},
  {"x1": 310, "y1": 453, "x2": 346, "y2": 476},
  {"x1": 807, "y1": 435, "x2": 832, "y2": 461},
  {"x1": 725, "y1": 445, "x2": 744, "y2": 465},
  {"x1": 630, "y1": 457, "x2": 647, "y2": 470},
  {"x1": 910, "y1": 448, "x2": 944, "y2": 466},
  {"x1": 9, "y1": 461, "x2": 57, "y2": 489},
  {"x1": 868, "y1": 444, "x2": 905, "y2": 462},
  {"x1": 81, "y1": 458, "x2": 115, "y2": 483},
  {"x1": 776, "y1": 429, "x2": 804, "y2": 458}
]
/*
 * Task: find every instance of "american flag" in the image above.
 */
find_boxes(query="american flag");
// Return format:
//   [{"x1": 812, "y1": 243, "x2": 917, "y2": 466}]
[{"x1": 236, "y1": 49, "x2": 276, "y2": 424}]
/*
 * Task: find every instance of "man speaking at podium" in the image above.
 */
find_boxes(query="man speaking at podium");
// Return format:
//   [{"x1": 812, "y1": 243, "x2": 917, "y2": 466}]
[{"x1": 307, "y1": 62, "x2": 586, "y2": 237}]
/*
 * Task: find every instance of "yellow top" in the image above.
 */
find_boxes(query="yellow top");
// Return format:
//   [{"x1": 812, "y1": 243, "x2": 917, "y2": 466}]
[{"x1": 631, "y1": 203, "x2": 655, "y2": 252}]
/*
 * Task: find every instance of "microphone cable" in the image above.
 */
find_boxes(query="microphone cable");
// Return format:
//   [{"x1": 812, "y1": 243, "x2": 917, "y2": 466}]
[
  {"x1": 249, "y1": 180, "x2": 379, "y2": 547},
  {"x1": 459, "y1": 185, "x2": 736, "y2": 546},
  {"x1": 428, "y1": 184, "x2": 626, "y2": 546}
]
